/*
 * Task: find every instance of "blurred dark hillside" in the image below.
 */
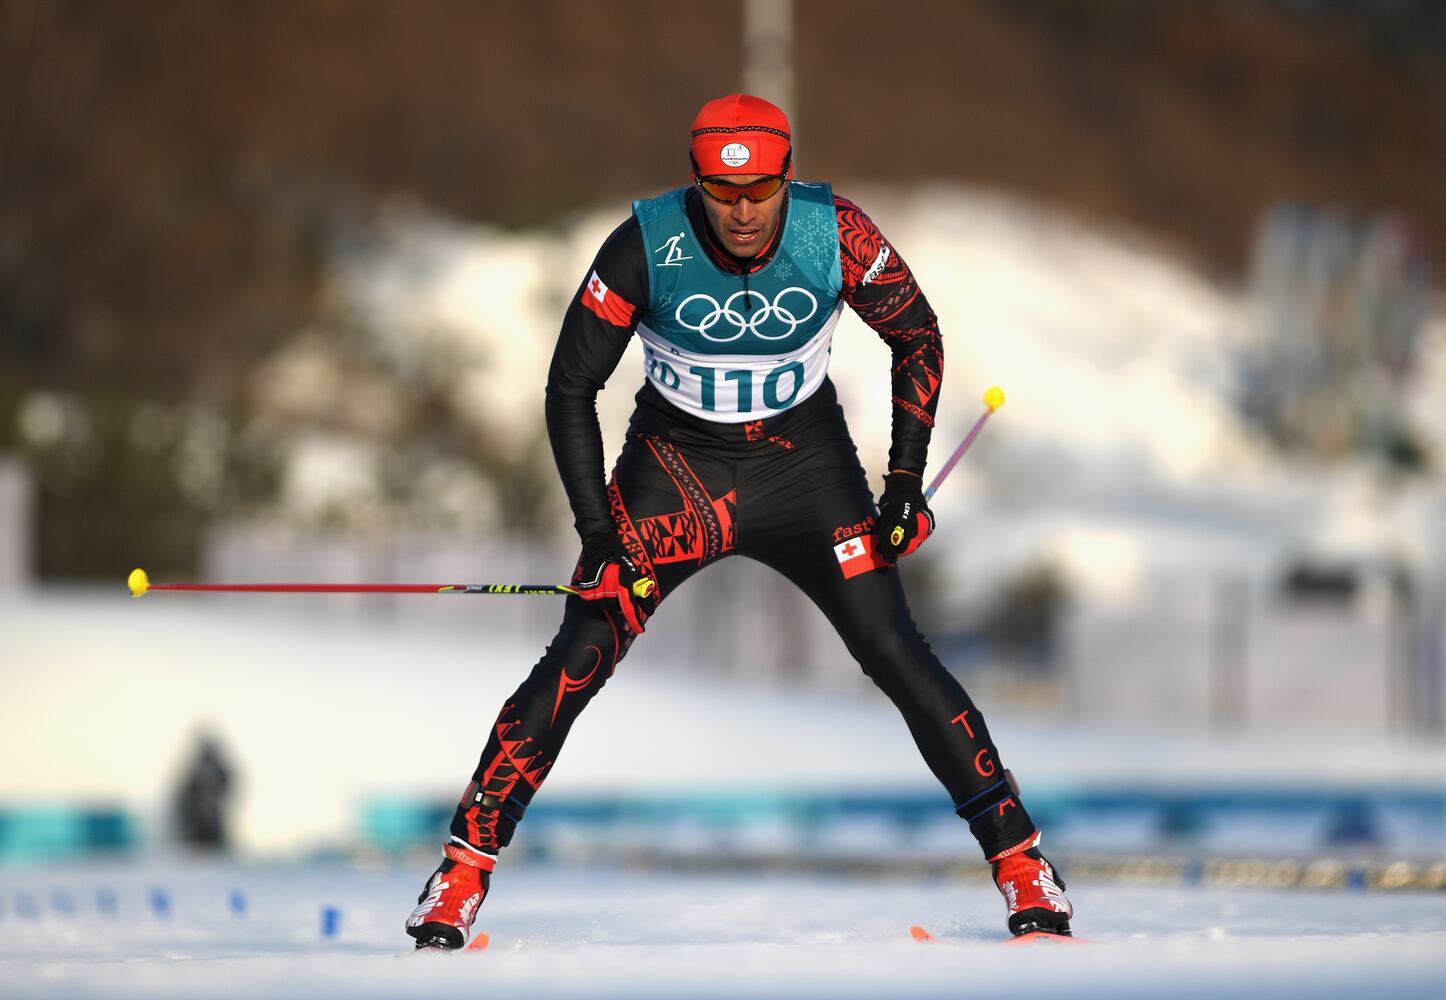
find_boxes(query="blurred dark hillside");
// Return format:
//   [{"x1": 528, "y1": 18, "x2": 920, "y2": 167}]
[
  {"x1": 1, "y1": 0, "x2": 1443, "y2": 577},
  {"x1": 802, "y1": 0, "x2": 1445, "y2": 272},
  {"x1": 3, "y1": 0, "x2": 1443, "y2": 397},
  {"x1": 0, "y1": 0, "x2": 744, "y2": 402},
  {"x1": 3, "y1": 1, "x2": 1442, "y2": 398}
]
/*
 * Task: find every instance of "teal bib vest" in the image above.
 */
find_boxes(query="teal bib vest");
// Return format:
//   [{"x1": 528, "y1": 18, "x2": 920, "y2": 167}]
[{"x1": 631, "y1": 182, "x2": 843, "y2": 422}]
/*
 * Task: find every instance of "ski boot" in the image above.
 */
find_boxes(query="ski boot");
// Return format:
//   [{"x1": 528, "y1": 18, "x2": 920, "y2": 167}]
[
  {"x1": 405, "y1": 843, "x2": 494, "y2": 950},
  {"x1": 990, "y1": 833, "x2": 1073, "y2": 937}
]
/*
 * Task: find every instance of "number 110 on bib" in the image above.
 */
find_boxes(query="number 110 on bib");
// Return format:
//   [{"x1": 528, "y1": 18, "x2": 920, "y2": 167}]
[
  {"x1": 690, "y1": 361, "x2": 805, "y2": 413},
  {"x1": 650, "y1": 356, "x2": 805, "y2": 414}
]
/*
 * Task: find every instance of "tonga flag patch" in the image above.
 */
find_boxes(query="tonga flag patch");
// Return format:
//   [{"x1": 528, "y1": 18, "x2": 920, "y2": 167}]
[{"x1": 833, "y1": 533, "x2": 887, "y2": 579}]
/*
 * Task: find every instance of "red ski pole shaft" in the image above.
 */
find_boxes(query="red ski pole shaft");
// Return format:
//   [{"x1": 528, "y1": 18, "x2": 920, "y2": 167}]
[
  {"x1": 127, "y1": 569, "x2": 577, "y2": 598},
  {"x1": 924, "y1": 385, "x2": 1005, "y2": 502},
  {"x1": 126, "y1": 569, "x2": 657, "y2": 600}
]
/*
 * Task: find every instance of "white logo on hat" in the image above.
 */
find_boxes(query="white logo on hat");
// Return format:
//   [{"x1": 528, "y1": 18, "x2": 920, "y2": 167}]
[{"x1": 720, "y1": 142, "x2": 751, "y2": 167}]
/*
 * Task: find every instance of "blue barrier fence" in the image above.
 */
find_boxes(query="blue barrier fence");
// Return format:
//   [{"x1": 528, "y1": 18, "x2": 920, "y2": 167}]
[
  {"x1": 361, "y1": 785, "x2": 1446, "y2": 856},
  {"x1": 0, "y1": 805, "x2": 137, "y2": 863},
  {"x1": 4, "y1": 787, "x2": 1442, "y2": 871}
]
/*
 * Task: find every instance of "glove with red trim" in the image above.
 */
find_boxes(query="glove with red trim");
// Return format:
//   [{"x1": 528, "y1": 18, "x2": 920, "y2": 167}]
[
  {"x1": 874, "y1": 471, "x2": 935, "y2": 563},
  {"x1": 571, "y1": 531, "x2": 658, "y2": 634}
]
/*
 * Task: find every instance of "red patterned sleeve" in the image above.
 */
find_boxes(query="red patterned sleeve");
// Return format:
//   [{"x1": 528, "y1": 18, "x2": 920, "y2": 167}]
[{"x1": 835, "y1": 195, "x2": 943, "y2": 476}]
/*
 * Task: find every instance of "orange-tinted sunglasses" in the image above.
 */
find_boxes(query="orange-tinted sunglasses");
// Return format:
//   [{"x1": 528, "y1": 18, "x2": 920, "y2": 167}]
[{"x1": 695, "y1": 173, "x2": 788, "y2": 205}]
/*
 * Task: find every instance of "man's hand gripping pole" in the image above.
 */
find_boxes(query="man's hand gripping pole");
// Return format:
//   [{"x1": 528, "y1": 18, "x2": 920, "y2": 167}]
[{"x1": 570, "y1": 531, "x2": 659, "y2": 634}]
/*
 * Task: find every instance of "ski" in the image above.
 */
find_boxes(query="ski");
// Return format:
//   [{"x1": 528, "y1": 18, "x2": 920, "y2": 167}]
[
  {"x1": 412, "y1": 931, "x2": 489, "y2": 954},
  {"x1": 910, "y1": 924, "x2": 1089, "y2": 946},
  {"x1": 1003, "y1": 930, "x2": 1087, "y2": 947}
]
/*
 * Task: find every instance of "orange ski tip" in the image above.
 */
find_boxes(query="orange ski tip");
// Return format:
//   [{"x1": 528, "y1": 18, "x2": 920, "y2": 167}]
[
  {"x1": 909, "y1": 925, "x2": 937, "y2": 942},
  {"x1": 465, "y1": 932, "x2": 490, "y2": 952}
]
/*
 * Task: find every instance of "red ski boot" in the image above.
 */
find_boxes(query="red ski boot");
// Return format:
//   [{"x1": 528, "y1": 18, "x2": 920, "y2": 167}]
[
  {"x1": 990, "y1": 834, "x2": 1073, "y2": 937},
  {"x1": 405, "y1": 844, "x2": 494, "y2": 950}
]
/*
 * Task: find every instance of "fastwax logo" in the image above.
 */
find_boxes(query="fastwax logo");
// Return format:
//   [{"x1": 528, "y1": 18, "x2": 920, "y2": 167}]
[
  {"x1": 720, "y1": 142, "x2": 751, "y2": 167},
  {"x1": 863, "y1": 244, "x2": 891, "y2": 285}
]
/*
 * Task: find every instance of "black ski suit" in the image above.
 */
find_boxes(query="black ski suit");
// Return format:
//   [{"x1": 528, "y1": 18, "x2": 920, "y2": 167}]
[{"x1": 447, "y1": 188, "x2": 1036, "y2": 861}]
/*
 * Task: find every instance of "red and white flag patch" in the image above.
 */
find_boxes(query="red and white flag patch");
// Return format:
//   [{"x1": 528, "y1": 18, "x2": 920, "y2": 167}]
[
  {"x1": 833, "y1": 533, "x2": 886, "y2": 579},
  {"x1": 581, "y1": 270, "x2": 636, "y2": 328}
]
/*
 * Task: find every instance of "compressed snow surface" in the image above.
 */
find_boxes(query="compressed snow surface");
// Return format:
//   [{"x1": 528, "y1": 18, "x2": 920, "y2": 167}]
[{"x1": 2, "y1": 861, "x2": 1444, "y2": 999}]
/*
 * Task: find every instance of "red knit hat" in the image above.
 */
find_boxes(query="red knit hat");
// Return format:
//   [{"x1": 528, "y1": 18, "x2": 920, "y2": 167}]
[{"x1": 690, "y1": 94, "x2": 793, "y2": 177}]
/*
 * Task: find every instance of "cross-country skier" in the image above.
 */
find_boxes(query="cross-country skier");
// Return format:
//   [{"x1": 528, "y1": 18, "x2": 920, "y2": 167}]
[{"x1": 406, "y1": 94, "x2": 1074, "y2": 948}]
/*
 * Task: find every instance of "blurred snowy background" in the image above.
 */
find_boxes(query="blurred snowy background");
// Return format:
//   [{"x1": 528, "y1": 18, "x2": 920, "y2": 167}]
[{"x1": 2, "y1": 0, "x2": 1444, "y2": 898}]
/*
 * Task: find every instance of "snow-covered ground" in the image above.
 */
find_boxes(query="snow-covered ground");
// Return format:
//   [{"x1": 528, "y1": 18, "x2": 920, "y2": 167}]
[
  {"x1": 2, "y1": 860, "x2": 1444, "y2": 999},
  {"x1": 5, "y1": 557, "x2": 1445, "y2": 997}
]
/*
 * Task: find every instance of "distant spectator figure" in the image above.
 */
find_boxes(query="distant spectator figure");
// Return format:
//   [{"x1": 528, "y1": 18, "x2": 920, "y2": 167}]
[{"x1": 173, "y1": 732, "x2": 234, "y2": 852}]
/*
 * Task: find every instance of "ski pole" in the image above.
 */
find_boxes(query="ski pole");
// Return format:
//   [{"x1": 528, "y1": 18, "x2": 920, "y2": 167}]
[
  {"x1": 923, "y1": 385, "x2": 1004, "y2": 501},
  {"x1": 126, "y1": 568, "x2": 654, "y2": 600}
]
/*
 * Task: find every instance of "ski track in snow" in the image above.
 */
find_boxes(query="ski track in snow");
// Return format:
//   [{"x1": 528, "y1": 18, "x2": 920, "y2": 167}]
[{"x1": 1, "y1": 862, "x2": 1444, "y2": 999}]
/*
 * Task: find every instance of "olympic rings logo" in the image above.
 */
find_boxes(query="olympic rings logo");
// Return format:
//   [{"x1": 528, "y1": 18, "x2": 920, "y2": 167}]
[{"x1": 675, "y1": 287, "x2": 819, "y2": 343}]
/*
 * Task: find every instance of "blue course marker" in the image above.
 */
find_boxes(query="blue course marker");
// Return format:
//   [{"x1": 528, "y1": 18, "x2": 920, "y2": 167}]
[
  {"x1": 229, "y1": 890, "x2": 247, "y2": 918},
  {"x1": 321, "y1": 905, "x2": 341, "y2": 939},
  {"x1": 51, "y1": 891, "x2": 76, "y2": 916},
  {"x1": 96, "y1": 888, "x2": 118, "y2": 916},
  {"x1": 149, "y1": 888, "x2": 172, "y2": 919}
]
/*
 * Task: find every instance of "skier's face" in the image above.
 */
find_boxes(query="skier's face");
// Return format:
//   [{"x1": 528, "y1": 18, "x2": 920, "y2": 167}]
[{"x1": 697, "y1": 174, "x2": 785, "y2": 259}]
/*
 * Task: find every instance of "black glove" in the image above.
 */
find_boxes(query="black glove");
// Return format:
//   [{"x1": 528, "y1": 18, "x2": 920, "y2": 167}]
[
  {"x1": 571, "y1": 531, "x2": 658, "y2": 634},
  {"x1": 874, "y1": 471, "x2": 935, "y2": 563}
]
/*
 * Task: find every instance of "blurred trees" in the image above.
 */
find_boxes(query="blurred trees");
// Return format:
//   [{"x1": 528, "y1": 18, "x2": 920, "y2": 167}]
[
  {"x1": 1242, "y1": 205, "x2": 1433, "y2": 468},
  {"x1": 0, "y1": 0, "x2": 740, "y2": 577},
  {"x1": 795, "y1": 0, "x2": 1445, "y2": 275},
  {"x1": 1, "y1": 0, "x2": 1442, "y2": 578}
]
